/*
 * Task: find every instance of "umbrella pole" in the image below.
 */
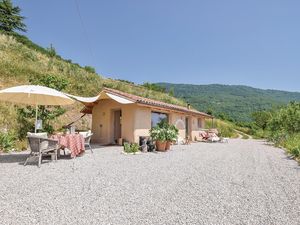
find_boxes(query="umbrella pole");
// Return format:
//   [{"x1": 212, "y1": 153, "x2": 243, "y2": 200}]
[{"x1": 34, "y1": 104, "x2": 38, "y2": 133}]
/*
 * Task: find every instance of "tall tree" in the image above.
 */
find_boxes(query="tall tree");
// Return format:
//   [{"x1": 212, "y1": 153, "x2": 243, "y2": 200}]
[{"x1": 0, "y1": 0, "x2": 26, "y2": 32}]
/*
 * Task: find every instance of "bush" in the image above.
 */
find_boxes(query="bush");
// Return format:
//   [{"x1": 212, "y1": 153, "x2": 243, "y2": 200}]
[
  {"x1": 123, "y1": 142, "x2": 139, "y2": 154},
  {"x1": 241, "y1": 134, "x2": 249, "y2": 139},
  {"x1": 206, "y1": 119, "x2": 238, "y2": 138},
  {"x1": 283, "y1": 133, "x2": 300, "y2": 159},
  {"x1": 268, "y1": 102, "x2": 300, "y2": 136},
  {"x1": 14, "y1": 74, "x2": 68, "y2": 136},
  {"x1": 290, "y1": 147, "x2": 300, "y2": 158},
  {"x1": 0, "y1": 132, "x2": 16, "y2": 152},
  {"x1": 84, "y1": 66, "x2": 96, "y2": 73},
  {"x1": 251, "y1": 129, "x2": 267, "y2": 139}
]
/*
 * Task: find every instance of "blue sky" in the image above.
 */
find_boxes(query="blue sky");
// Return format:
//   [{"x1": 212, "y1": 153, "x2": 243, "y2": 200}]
[{"x1": 15, "y1": 0, "x2": 300, "y2": 92}]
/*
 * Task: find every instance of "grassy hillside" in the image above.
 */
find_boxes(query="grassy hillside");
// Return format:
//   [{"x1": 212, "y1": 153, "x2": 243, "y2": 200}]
[
  {"x1": 157, "y1": 83, "x2": 300, "y2": 122},
  {"x1": 0, "y1": 33, "x2": 186, "y2": 136}
]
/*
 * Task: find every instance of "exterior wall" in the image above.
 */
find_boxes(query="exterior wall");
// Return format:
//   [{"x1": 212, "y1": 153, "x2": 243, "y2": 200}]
[
  {"x1": 190, "y1": 116, "x2": 206, "y2": 141},
  {"x1": 132, "y1": 108, "x2": 197, "y2": 143},
  {"x1": 169, "y1": 113, "x2": 186, "y2": 141},
  {"x1": 91, "y1": 99, "x2": 137, "y2": 145},
  {"x1": 133, "y1": 106, "x2": 152, "y2": 143}
]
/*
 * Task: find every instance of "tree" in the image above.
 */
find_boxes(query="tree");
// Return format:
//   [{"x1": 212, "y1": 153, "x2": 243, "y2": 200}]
[
  {"x1": 168, "y1": 87, "x2": 174, "y2": 96},
  {"x1": 206, "y1": 108, "x2": 213, "y2": 116},
  {"x1": 17, "y1": 74, "x2": 69, "y2": 138},
  {"x1": 251, "y1": 110, "x2": 271, "y2": 130},
  {"x1": 47, "y1": 44, "x2": 56, "y2": 57},
  {"x1": 0, "y1": 0, "x2": 26, "y2": 32},
  {"x1": 268, "y1": 102, "x2": 300, "y2": 135},
  {"x1": 142, "y1": 82, "x2": 166, "y2": 93}
]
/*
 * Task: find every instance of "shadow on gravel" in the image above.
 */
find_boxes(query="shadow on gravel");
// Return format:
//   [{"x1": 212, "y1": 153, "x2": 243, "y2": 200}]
[
  {"x1": 0, "y1": 153, "x2": 72, "y2": 166},
  {"x1": 0, "y1": 153, "x2": 28, "y2": 164}
]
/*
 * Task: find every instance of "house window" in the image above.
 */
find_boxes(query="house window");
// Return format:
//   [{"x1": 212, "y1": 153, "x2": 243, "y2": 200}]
[
  {"x1": 151, "y1": 112, "x2": 168, "y2": 128},
  {"x1": 198, "y1": 118, "x2": 203, "y2": 128}
]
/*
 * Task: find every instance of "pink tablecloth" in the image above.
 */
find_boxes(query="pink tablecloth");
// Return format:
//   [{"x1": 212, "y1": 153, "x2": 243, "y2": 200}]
[{"x1": 52, "y1": 134, "x2": 85, "y2": 157}]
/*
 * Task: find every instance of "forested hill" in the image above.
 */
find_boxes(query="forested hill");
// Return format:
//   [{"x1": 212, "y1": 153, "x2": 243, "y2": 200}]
[{"x1": 157, "y1": 83, "x2": 300, "y2": 121}]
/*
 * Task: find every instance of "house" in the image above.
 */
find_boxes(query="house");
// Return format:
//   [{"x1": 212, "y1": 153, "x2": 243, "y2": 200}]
[{"x1": 76, "y1": 88, "x2": 213, "y2": 145}]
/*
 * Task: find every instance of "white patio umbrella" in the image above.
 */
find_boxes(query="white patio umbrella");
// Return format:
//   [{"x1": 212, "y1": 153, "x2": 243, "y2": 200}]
[{"x1": 0, "y1": 85, "x2": 75, "y2": 133}]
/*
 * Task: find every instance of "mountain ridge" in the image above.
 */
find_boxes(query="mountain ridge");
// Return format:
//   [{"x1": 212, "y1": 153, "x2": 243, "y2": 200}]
[{"x1": 156, "y1": 82, "x2": 300, "y2": 121}]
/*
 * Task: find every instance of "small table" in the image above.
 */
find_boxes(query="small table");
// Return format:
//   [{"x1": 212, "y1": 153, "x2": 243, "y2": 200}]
[{"x1": 51, "y1": 134, "x2": 85, "y2": 158}]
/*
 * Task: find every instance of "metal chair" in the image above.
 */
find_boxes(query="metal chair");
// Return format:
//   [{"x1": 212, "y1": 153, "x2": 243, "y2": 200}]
[{"x1": 24, "y1": 136, "x2": 58, "y2": 167}]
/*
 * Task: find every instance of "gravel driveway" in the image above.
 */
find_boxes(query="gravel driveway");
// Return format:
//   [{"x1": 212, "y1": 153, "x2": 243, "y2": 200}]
[{"x1": 0, "y1": 139, "x2": 299, "y2": 225}]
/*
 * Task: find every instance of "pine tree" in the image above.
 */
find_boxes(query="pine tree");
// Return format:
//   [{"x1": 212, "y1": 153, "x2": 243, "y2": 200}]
[{"x1": 0, "y1": 0, "x2": 26, "y2": 32}]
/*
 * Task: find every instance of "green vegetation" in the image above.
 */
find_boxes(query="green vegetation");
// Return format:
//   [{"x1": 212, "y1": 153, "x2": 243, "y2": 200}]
[
  {"x1": 84, "y1": 66, "x2": 96, "y2": 74},
  {"x1": 0, "y1": 131, "x2": 16, "y2": 152},
  {"x1": 17, "y1": 74, "x2": 68, "y2": 138},
  {"x1": 0, "y1": 0, "x2": 26, "y2": 32},
  {"x1": 205, "y1": 119, "x2": 239, "y2": 138},
  {"x1": 157, "y1": 83, "x2": 300, "y2": 122},
  {"x1": 142, "y1": 82, "x2": 175, "y2": 96},
  {"x1": 249, "y1": 102, "x2": 300, "y2": 160},
  {"x1": 142, "y1": 82, "x2": 166, "y2": 93},
  {"x1": 123, "y1": 142, "x2": 139, "y2": 154}
]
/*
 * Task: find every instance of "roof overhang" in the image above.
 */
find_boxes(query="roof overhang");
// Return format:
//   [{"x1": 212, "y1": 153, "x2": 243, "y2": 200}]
[{"x1": 68, "y1": 91, "x2": 134, "y2": 105}]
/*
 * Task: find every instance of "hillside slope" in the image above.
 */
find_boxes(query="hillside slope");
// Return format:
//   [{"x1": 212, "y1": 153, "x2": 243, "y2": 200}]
[
  {"x1": 0, "y1": 33, "x2": 186, "y2": 133},
  {"x1": 157, "y1": 83, "x2": 300, "y2": 121}
]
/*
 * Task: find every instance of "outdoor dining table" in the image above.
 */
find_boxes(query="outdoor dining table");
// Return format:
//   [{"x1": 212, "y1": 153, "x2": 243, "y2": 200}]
[{"x1": 51, "y1": 133, "x2": 85, "y2": 158}]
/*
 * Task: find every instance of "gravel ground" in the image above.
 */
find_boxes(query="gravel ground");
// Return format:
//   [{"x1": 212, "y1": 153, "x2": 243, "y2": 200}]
[{"x1": 0, "y1": 139, "x2": 299, "y2": 225}]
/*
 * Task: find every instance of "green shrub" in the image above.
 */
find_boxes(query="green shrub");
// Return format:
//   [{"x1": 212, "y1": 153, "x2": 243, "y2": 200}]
[
  {"x1": 290, "y1": 147, "x2": 300, "y2": 158},
  {"x1": 123, "y1": 142, "x2": 139, "y2": 154},
  {"x1": 15, "y1": 74, "x2": 68, "y2": 135},
  {"x1": 0, "y1": 132, "x2": 16, "y2": 152},
  {"x1": 130, "y1": 143, "x2": 139, "y2": 153},
  {"x1": 84, "y1": 66, "x2": 96, "y2": 73},
  {"x1": 206, "y1": 119, "x2": 238, "y2": 138},
  {"x1": 124, "y1": 142, "x2": 130, "y2": 152},
  {"x1": 241, "y1": 134, "x2": 249, "y2": 139},
  {"x1": 282, "y1": 133, "x2": 300, "y2": 158},
  {"x1": 268, "y1": 102, "x2": 300, "y2": 136}
]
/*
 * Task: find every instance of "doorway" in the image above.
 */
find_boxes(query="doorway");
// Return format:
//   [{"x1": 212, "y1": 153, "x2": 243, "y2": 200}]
[
  {"x1": 113, "y1": 110, "x2": 122, "y2": 143},
  {"x1": 185, "y1": 117, "x2": 190, "y2": 138}
]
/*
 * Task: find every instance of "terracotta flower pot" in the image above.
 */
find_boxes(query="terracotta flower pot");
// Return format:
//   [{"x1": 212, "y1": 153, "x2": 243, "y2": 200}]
[
  {"x1": 165, "y1": 141, "x2": 172, "y2": 150},
  {"x1": 156, "y1": 140, "x2": 167, "y2": 151}
]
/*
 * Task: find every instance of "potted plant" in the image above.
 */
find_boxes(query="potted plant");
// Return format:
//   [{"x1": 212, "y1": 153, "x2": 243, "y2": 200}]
[
  {"x1": 149, "y1": 126, "x2": 167, "y2": 151},
  {"x1": 165, "y1": 125, "x2": 179, "y2": 150},
  {"x1": 149, "y1": 121, "x2": 179, "y2": 151}
]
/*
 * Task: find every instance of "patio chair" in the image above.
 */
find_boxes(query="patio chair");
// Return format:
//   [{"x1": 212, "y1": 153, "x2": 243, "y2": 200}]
[
  {"x1": 176, "y1": 136, "x2": 185, "y2": 145},
  {"x1": 24, "y1": 135, "x2": 58, "y2": 167},
  {"x1": 80, "y1": 132, "x2": 93, "y2": 153},
  {"x1": 207, "y1": 132, "x2": 221, "y2": 143}
]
